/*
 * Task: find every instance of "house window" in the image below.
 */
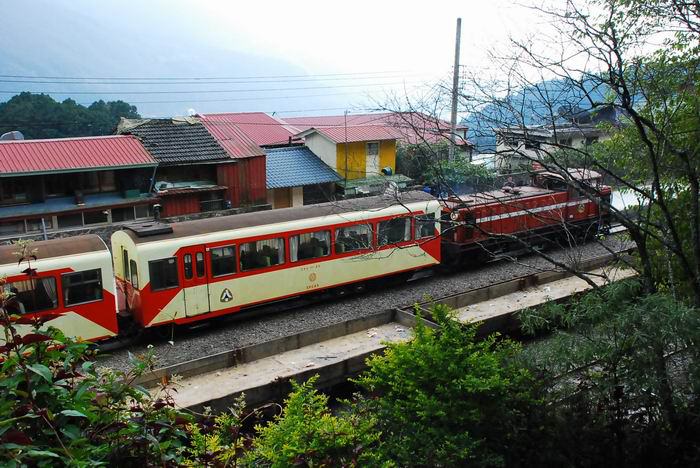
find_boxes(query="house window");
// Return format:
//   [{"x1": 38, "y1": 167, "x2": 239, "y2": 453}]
[
  {"x1": 366, "y1": 142, "x2": 380, "y2": 176},
  {"x1": 135, "y1": 205, "x2": 153, "y2": 219},
  {"x1": 240, "y1": 238, "x2": 285, "y2": 271},
  {"x1": 149, "y1": 258, "x2": 179, "y2": 291},
  {"x1": 62, "y1": 269, "x2": 103, "y2": 306},
  {"x1": 112, "y1": 207, "x2": 136, "y2": 222},
  {"x1": 0, "y1": 221, "x2": 26, "y2": 236},
  {"x1": 210, "y1": 246, "x2": 236, "y2": 277},
  {"x1": 378, "y1": 218, "x2": 411, "y2": 246},
  {"x1": 335, "y1": 224, "x2": 373, "y2": 253},
  {"x1": 0, "y1": 179, "x2": 28, "y2": 204},
  {"x1": 290, "y1": 230, "x2": 330, "y2": 262},
  {"x1": 26, "y1": 218, "x2": 52, "y2": 233},
  {"x1": 45, "y1": 175, "x2": 70, "y2": 198},
  {"x1": 57, "y1": 213, "x2": 83, "y2": 229},
  {"x1": 99, "y1": 171, "x2": 116, "y2": 192},
  {"x1": 4, "y1": 277, "x2": 58, "y2": 314},
  {"x1": 83, "y1": 210, "x2": 109, "y2": 225}
]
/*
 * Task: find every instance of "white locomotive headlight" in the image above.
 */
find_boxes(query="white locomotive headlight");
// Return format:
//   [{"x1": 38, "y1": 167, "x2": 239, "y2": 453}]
[{"x1": 450, "y1": 210, "x2": 460, "y2": 221}]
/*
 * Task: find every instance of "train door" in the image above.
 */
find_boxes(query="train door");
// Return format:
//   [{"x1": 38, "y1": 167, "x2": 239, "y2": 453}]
[{"x1": 181, "y1": 245, "x2": 210, "y2": 317}]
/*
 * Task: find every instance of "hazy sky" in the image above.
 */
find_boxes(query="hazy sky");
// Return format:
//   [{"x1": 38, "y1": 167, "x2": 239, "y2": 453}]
[
  {"x1": 1, "y1": 0, "x2": 546, "y2": 116},
  {"x1": 193, "y1": 0, "x2": 542, "y2": 75}
]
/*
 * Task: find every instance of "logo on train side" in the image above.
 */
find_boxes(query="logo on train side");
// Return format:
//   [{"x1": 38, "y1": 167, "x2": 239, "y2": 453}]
[
  {"x1": 220, "y1": 288, "x2": 233, "y2": 302},
  {"x1": 308, "y1": 273, "x2": 317, "y2": 282}
]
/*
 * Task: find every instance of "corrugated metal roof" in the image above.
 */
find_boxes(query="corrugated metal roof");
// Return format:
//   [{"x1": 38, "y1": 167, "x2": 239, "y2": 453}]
[
  {"x1": 118, "y1": 118, "x2": 232, "y2": 166},
  {"x1": 200, "y1": 112, "x2": 299, "y2": 148},
  {"x1": 285, "y1": 112, "x2": 472, "y2": 146},
  {"x1": 198, "y1": 114, "x2": 267, "y2": 158},
  {"x1": 0, "y1": 135, "x2": 156, "y2": 176},
  {"x1": 301, "y1": 125, "x2": 398, "y2": 144},
  {"x1": 266, "y1": 146, "x2": 340, "y2": 189}
]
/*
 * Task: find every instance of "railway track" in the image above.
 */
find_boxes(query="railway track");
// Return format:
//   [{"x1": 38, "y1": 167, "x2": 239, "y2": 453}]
[
  {"x1": 98, "y1": 233, "x2": 632, "y2": 373},
  {"x1": 135, "y1": 248, "x2": 634, "y2": 409}
]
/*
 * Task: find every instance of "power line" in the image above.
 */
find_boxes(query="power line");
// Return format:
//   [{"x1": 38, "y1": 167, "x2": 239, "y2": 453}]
[
  {"x1": 0, "y1": 70, "x2": 416, "y2": 81},
  {"x1": 0, "y1": 80, "x2": 421, "y2": 96},
  {"x1": 99, "y1": 90, "x2": 383, "y2": 105},
  {"x1": 0, "y1": 73, "x2": 432, "y2": 86}
]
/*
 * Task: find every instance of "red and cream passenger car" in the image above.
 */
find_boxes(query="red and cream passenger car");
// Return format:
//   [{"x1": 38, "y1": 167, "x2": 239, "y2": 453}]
[
  {"x1": 0, "y1": 235, "x2": 118, "y2": 342},
  {"x1": 111, "y1": 192, "x2": 441, "y2": 329},
  {"x1": 441, "y1": 169, "x2": 612, "y2": 265}
]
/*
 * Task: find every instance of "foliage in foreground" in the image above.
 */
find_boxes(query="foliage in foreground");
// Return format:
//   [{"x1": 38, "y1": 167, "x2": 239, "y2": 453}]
[
  {"x1": 246, "y1": 376, "x2": 383, "y2": 467},
  {"x1": 355, "y1": 305, "x2": 538, "y2": 467},
  {"x1": 520, "y1": 280, "x2": 700, "y2": 467}
]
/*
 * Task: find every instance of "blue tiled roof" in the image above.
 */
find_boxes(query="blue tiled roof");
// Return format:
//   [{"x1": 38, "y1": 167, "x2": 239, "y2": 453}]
[{"x1": 266, "y1": 146, "x2": 341, "y2": 189}]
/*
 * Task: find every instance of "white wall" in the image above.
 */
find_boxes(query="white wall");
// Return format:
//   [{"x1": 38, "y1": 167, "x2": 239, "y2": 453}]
[{"x1": 304, "y1": 134, "x2": 337, "y2": 171}]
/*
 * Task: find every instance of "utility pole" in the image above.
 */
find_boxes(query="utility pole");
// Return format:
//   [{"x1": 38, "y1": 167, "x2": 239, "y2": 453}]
[{"x1": 448, "y1": 17, "x2": 462, "y2": 162}]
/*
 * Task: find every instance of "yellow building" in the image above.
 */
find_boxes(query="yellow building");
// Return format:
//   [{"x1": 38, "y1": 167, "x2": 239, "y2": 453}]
[{"x1": 297, "y1": 126, "x2": 397, "y2": 180}]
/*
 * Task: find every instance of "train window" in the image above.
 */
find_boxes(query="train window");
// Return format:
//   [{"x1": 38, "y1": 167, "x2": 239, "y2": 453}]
[
  {"x1": 62, "y1": 269, "x2": 103, "y2": 306},
  {"x1": 196, "y1": 252, "x2": 205, "y2": 277},
  {"x1": 4, "y1": 277, "x2": 58, "y2": 314},
  {"x1": 122, "y1": 249, "x2": 130, "y2": 280},
  {"x1": 210, "y1": 246, "x2": 236, "y2": 277},
  {"x1": 130, "y1": 260, "x2": 139, "y2": 288},
  {"x1": 184, "y1": 254, "x2": 193, "y2": 279},
  {"x1": 335, "y1": 224, "x2": 373, "y2": 253},
  {"x1": 240, "y1": 238, "x2": 285, "y2": 271},
  {"x1": 378, "y1": 218, "x2": 411, "y2": 246},
  {"x1": 290, "y1": 230, "x2": 330, "y2": 262},
  {"x1": 415, "y1": 215, "x2": 435, "y2": 239},
  {"x1": 149, "y1": 258, "x2": 179, "y2": 291}
]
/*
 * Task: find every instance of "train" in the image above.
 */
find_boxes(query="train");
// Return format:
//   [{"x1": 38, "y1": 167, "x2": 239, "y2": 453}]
[{"x1": 0, "y1": 169, "x2": 611, "y2": 343}]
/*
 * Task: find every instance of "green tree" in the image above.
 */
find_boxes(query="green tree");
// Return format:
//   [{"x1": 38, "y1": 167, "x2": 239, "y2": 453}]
[
  {"x1": 520, "y1": 281, "x2": 700, "y2": 466},
  {"x1": 0, "y1": 92, "x2": 139, "y2": 139},
  {"x1": 355, "y1": 305, "x2": 538, "y2": 467},
  {"x1": 246, "y1": 376, "x2": 383, "y2": 467}
]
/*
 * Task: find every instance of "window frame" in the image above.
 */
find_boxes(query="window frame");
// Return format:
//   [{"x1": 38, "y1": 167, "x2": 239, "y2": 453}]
[
  {"x1": 334, "y1": 223, "x2": 374, "y2": 254},
  {"x1": 378, "y1": 217, "x2": 412, "y2": 247},
  {"x1": 4, "y1": 276, "x2": 59, "y2": 314},
  {"x1": 415, "y1": 214, "x2": 436, "y2": 240},
  {"x1": 148, "y1": 257, "x2": 180, "y2": 292},
  {"x1": 130, "y1": 260, "x2": 139, "y2": 289},
  {"x1": 290, "y1": 229, "x2": 331, "y2": 263},
  {"x1": 61, "y1": 268, "x2": 104, "y2": 307},
  {"x1": 209, "y1": 245, "x2": 237, "y2": 277},
  {"x1": 239, "y1": 237, "x2": 286, "y2": 272}
]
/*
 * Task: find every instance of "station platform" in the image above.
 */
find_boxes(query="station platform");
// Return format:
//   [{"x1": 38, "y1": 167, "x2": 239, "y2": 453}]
[{"x1": 156, "y1": 265, "x2": 635, "y2": 410}]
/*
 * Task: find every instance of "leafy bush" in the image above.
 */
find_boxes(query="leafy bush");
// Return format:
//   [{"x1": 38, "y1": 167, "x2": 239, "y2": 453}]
[
  {"x1": 355, "y1": 305, "x2": 537, "y2": 467},
  {"x1": 246, "y1": 376, "x2": 383, "y2": 467}
]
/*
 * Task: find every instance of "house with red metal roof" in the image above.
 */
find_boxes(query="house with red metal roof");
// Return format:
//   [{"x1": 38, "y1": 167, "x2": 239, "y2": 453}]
[
  {"x1": 198, "y1": 113, "x2": 339, "y2": 207},
  {"x1": 0, "y1": 135, "x2": 158, "y2": 240},
  {"x1": 199, "y1": 112, "x2": 301, "y2": 148}
]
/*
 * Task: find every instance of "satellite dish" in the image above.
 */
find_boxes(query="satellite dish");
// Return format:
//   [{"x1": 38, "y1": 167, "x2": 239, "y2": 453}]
[{"x1": 0, "y1": 131, "x2": 24, "y2": 141}]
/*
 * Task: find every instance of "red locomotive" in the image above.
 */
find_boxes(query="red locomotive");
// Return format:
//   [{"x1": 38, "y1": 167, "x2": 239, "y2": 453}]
[{"x1": 441, "y1": 169, "x2": 611, "y2": 266}]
